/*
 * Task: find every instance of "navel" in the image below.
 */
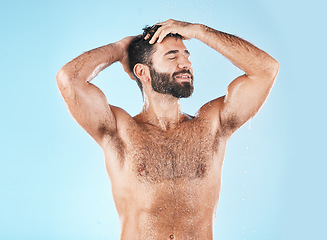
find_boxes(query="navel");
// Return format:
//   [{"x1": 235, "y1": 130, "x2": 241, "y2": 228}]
[{"x1": 169, "y1": 234, "x2": 174, "y2": 239}]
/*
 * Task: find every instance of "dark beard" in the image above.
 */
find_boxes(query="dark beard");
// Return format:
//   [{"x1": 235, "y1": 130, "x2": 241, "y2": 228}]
[{"x1": 149, "y1": 67, "x2": 194, "y2": 98}]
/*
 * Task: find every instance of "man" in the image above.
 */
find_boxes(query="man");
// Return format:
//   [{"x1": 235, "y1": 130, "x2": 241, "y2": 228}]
[{"x1": 57, "y1": 19, "x2": 279, "y2": 239}]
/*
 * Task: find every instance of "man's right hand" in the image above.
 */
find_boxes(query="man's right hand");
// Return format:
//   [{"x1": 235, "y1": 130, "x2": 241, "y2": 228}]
[{"x1": 116, "y1": 36, "x2": 137, "y2": 80}]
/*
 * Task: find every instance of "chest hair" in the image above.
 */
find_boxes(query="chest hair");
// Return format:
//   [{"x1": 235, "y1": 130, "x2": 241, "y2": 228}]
[{"x1": 126, "y1": 119, "x2": 217, "y2": 183}]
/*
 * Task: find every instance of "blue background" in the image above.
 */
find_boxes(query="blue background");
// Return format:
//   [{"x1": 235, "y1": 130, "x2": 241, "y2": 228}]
[{"x1": 1, "y1": 0, "x2": 326, "y2": 239}]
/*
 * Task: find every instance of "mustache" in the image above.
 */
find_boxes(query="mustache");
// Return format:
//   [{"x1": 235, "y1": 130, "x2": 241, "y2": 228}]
[{"x1": 172, "y1": 69, "x2": 193, "y2": 79}]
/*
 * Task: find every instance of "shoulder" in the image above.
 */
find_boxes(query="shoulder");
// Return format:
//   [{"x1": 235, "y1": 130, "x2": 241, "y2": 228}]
[
  {"x1": 196, "y1": 96, "x2": 224, "y2": 125},
  {"x1": 109, "y1": 105, "x2": 138, "y2": 131},
  {"x1": 110, "y1": 105, "x2": 133, "y2": 120},
  {"x1": 195, "y1": 96, "x2": 235, "y2": 137}
]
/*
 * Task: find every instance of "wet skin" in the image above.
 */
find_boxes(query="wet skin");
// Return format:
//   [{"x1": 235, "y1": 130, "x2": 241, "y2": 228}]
[{"x1": 103, "y1": 110, "x2": 228, "y2": 240}]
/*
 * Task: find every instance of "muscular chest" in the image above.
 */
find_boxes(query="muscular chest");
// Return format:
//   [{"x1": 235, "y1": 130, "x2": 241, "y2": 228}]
[{"x1": 125, "y1": 121, "x2": 217, "y2": 183}]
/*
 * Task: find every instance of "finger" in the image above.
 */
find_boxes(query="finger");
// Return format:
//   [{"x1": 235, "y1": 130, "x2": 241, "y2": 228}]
[
  {"x1": 148, "y1": 29, "x2": 161, "y2": 44},
  {"x1": 157, "y1": 29, "x2": 172, "y2": 43},
  {"x1": 148, "y1": 22, "x2": 168, "y2": 44},
  {"x1": 149, "y1": 26, "x2": 170, "y2": 44},
  {"x1": 148, "y1": 25, "x2": 164, "y2": 44},
  {"x1": 157, "y1": 26, "x2": 179, "y2": 43}
]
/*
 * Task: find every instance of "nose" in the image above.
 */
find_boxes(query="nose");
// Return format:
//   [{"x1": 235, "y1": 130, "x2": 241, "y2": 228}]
[{"x1": 178, "y1": 56, "x2": 192, "y2": 70}]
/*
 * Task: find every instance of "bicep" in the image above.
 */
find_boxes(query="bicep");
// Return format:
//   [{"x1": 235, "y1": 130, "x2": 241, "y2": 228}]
[
  {"x1": 220, "y1": 74, "x2": 275, "y2": 132},
  {"x1": 57, "y1": 73, "x2": 117, "y2": 145}
]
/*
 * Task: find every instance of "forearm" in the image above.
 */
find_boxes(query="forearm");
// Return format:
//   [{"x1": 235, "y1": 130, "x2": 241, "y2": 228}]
[
  {"x1": 194, "y1": 24, "x2": 279, "y2": 78},
  {"x1": 59, "y1": 43, "x2": 123, "y2": 83}
]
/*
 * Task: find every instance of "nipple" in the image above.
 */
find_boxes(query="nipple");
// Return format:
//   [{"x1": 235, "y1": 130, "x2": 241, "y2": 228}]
[
  {"x1": 137, "y1": 163, "x2": 147, "y2": 176},
  {"x1": 138, "y1": 163, "x2": 145, "y2": 171},
  {"x1": 200, "y1": 164, "x2": 205, "y2": 172},
  {"x1": 197, "y1": 163, "x2": 206, "y2": 177}
]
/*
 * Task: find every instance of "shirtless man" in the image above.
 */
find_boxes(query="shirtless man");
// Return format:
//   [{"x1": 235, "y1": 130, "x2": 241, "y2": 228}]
[{"x1": 57, "y1": 19, "x2": 279, "y2": 239}]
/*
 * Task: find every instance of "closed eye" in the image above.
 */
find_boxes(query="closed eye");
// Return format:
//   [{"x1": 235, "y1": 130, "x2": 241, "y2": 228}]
[{"x1": 168, "y1": 57, "x2": 177, "y2": 60}]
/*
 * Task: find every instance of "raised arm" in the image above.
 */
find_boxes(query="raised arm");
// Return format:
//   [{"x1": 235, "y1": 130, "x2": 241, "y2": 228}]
[
  {"x1": 149, "y1": 19, "x2": 279, "y2": 135},
  {"x1": 195, "y1": 24, "x2": 279, "y2": 133},
  {"x1": 56, "y1": 37, "x2": 134, "y2": 146}
]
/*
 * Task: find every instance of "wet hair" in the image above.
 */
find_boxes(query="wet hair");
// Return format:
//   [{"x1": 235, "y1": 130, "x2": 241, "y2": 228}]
[{"x1": 127, "y1": 25, "x2": 183, "y2": 91}]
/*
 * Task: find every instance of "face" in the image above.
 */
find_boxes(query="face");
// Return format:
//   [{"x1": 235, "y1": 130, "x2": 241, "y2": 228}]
[{"x1": 149, "y1": 37, "x2": 194, "y2": 98}]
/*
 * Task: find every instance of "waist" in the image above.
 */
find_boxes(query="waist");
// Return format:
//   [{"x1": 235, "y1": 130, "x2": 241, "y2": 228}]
[{"x1": 120, "y1": 212, "x2": 214, "y2": 240}]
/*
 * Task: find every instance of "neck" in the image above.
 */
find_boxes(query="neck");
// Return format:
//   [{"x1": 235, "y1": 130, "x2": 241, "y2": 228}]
[{"x1": 139, "y1": 91, "x2": 185, "y2": 131}]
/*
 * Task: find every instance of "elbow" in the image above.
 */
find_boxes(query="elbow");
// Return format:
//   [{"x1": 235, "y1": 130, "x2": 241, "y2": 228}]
[
  {"x1": 264, "y1": 58, "x2": 279, "y2": 82},
  {"x1": 56, "y1": 68, "x2": 69, "y2": 90},
  {"x1": 249, "y1": 57, "x2": 279, "y2": 82},
  {"x1": 56, "y1": 68, "x2": 68, "y2": 86},
  {"x1": 271, "y1": 58, "x2": 279, "y2": 77},
  {"x1": 56, "y1": 68, "x2": 75, "y2": 99}
]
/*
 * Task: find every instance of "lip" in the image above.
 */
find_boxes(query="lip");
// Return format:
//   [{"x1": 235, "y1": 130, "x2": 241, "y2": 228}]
[{"x1": 174, "y1": 73, "x2": 192, "y2": 82}]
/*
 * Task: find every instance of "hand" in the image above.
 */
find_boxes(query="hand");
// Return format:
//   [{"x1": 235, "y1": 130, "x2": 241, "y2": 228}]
[
  {"x1": 116, "y1": 36, "x2": 137, "y2": 80},
  {"x1": 146, "y1": 19, "x2": 196, "y2": 44}
]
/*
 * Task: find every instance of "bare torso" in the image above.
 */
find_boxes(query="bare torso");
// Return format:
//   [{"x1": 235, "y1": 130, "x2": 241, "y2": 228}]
[
  {"x1": 103, "y1": 112, "x2": 228, "y2": 240},
  {"x1": 56, "y1": 19, "x2": 278, "y2": 240}
]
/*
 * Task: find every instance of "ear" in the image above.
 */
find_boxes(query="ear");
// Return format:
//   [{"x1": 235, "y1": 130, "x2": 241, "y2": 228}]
[{"x1": 134, "y1": 63, "x2": 150, "y2": 84}]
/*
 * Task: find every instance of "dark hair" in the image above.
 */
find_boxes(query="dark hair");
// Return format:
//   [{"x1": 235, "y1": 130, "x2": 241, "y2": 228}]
[{"x1": 128, "y1": 25, "x2": 182, "y2": 91}]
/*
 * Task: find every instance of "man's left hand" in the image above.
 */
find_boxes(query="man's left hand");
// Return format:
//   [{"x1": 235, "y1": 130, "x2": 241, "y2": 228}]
[{"x1": 146, "y1": 19, "x2": 197, "y2": 44}]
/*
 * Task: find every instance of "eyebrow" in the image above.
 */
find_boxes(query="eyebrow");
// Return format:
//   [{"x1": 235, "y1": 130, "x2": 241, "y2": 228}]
[{"x1": 164, "y1": 49, "x2": 190, "y2": 56}]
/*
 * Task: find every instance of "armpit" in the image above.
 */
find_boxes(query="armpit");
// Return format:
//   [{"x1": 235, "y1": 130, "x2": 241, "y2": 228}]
[
  {"x1": 220, "y1": 113, "x2": 240, "y2": 135},
  {"x1": 98, "y1": 122, "x2": 117, "y2": 137}
]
